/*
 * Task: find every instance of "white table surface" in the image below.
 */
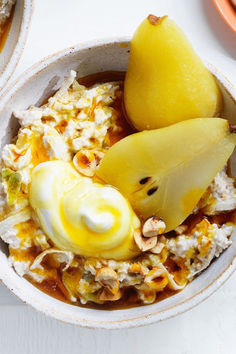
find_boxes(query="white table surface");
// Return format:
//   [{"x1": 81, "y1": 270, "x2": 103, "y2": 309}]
[{"x1": 0, "y1": 0, "x2": 236, "y2": 353}]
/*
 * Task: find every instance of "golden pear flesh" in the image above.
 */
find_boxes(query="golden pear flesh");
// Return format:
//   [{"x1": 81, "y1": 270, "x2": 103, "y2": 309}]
[
  {"x1": 124, "y1": 15, "x2": 222, "y2": 130},
  {"x1": 97, "y1": 118, "x2": 236, "y2": 232}
]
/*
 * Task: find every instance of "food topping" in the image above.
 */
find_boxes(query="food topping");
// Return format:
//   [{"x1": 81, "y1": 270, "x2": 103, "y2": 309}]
[
  {"x1": 0, "y1": 64, "x2": 235, "y2": 308},
  {"x1": 134, "y1": 230, "x2": 157, "y2": 252},
  {"x1": 95, "y1": 267, "x2": 119, "y2": 294},
  {"x1": 142, "y1": 217, "x2": 166, "y2": 237}
]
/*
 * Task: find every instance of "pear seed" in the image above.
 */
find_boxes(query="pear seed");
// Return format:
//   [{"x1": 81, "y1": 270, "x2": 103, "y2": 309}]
[
  {"x1": 147, "y1": 186, "x2": 158, "y2": 196},
  {"x1": 139, "y1": 176, "x2": 151, "y2": 185}
]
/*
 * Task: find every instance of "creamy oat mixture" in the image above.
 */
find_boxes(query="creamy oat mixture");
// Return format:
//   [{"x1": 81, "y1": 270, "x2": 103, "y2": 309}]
[{"x1": 0, "y1": 70, "x2": 235, "y2": 307}]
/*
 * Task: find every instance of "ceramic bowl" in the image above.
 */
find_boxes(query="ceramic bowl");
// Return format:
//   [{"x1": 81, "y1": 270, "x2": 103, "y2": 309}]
[
  {"x1": 0, "y1": 38, "x2": 235, "y2": 329},
  {"x1": 0, "y1": 0, "x2": 33, "y2": 94},
  {"x1": 212, "y1": 0, "x2": 236, "y2": 33}
]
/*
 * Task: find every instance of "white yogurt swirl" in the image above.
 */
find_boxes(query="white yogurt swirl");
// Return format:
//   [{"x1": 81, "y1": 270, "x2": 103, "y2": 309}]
[{"x1": 30, "y1": 161, "x2": 141, "y2": 259}]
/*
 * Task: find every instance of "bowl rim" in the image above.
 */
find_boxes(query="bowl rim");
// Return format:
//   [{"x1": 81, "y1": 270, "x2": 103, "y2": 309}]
[
  {"x1": 0, "y1": 0, "x2": 33, "y2": 96},
  {"x1": 0, "y1": 37, "x2": 236, "y2": 329}
]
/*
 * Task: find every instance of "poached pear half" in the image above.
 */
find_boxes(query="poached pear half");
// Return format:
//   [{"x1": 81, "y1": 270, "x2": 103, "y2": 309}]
[
  {"x1": 97, "y1": 118, "x2": 236, "y2": 232},
  {"x1": 124, "y1": 15, "x2": 222, "y2": 130}
]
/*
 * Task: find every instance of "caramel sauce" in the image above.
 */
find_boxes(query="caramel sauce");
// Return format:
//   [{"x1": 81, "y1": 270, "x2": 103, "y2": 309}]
[
  {"x1": 78, "y1": 71, "x2": 126, "y2": 87},
  {"x1": 33, "y1": 265, "x2": 179, "y2": 310},
  {"x1": 30, "y1": 135, "x2": 50, "y2": 166},
  {"x1": 79, "y1": 71, "x2": 135, "y2": 145},
  {"x1": 108, "y1": 84, "x2": 135, "y2": 146},
  {"x1": 55, "y1": 120, "x2": 68, "y2": 134},
  {"x1": 26, "y1": 71, "x2": 179, "y2": 309},
  {"x1": 209, "y1": 209, "x2": 236, "y2": 225},
  {"x1": 164, "y1": 257, "x2": 188, "y2": 285},
  {"x1": 0, "y1": 5, "x2": 15, "y2": 53},
  {"x1": 34, "y1": 280, "x2": 178, "y2": 311},
  {"x1": 20, "y1": 71, "x2": 236, "y2": 310},
  {"x1": 32, "y1": 276, "x2": 71, "y2": 304}
]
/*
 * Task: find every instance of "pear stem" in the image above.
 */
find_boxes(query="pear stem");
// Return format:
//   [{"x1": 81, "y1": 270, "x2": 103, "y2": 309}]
[
  {"x1": 230, "y1": 124, "x2": 236, "y2": 133},
  {"x1": 148, "y1": 15, "x2": 161, "y2": 25}
]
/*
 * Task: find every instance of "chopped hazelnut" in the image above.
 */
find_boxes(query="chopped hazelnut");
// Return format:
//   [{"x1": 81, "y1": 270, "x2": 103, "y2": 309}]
[
  {"x1": 142, "y1": 217, "x2": 166, "y2": 237},
  {"x1": 144, "y1": 268, "x2": 168, "y2": 291},
  {"x1": 150, "y1": 242, "x2": 164, "y2": 254},
  {"x1": 73, "y1": 149, "x2": 97, "y2": 177},
  {"x1": 99, "y1": 289, "x2": 122, "y2": 301},
  {"x1": 134, "y1": 231, "x2": 157, "y2": 252},
  {"x1": 95, "y1": 267, "x2": 119, "y2": 294}
]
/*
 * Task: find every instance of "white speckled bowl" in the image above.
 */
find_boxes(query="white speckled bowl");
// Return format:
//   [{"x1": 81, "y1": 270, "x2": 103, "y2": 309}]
[
  {"x1": 0, "y1": 0, "x2": 33, "y2": 94},
  {"x1": 0, "y1": 39, "x2": 235, "y2": 329}
]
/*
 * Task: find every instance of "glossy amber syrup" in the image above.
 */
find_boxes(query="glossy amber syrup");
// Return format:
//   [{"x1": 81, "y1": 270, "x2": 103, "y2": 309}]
[
  {"x1": 79, "y1": 71, "x2": 135, "y2": 146},
  {"x1": 0, "y1": 6, "x2": 15, "y2": 53},
  {"x1": 31, "y1": 72, "x2": 180, "y2": 309},
  {"x1": 29, "y1": 71, "x2": 236, "y2": 310}
]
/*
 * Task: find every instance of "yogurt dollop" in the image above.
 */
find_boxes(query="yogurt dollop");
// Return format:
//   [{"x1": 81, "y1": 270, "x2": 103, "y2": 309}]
[{"x1": 30, "y1": 161, "x2": 141, "y2": 259}]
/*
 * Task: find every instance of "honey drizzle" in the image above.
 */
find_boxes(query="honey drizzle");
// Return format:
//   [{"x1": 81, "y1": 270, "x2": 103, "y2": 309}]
[
  {"x1": 0, "y1": 5, "x2": 15, "y2": 53},
  {"x1": 16, "y1": 71, "x2": 236, "y2": 310},
  {"x1": 78, "y1": 71, "x2": 126, "y2": 87}
]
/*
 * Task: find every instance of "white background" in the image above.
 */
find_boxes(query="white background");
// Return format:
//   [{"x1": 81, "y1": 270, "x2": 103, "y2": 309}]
[{"x1": 0, "y1": 0, "x2": 236, "y2": 353}]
